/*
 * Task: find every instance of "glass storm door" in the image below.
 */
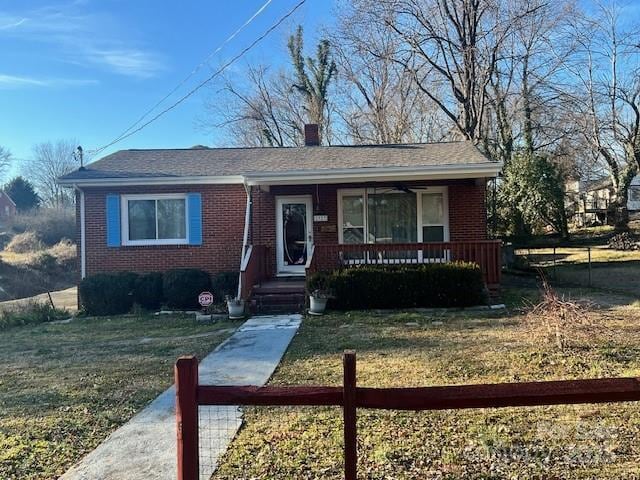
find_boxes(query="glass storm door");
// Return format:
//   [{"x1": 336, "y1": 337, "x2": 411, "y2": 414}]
[{"x1": 276, "y1": 196, "x2": 313, "y2": 275}]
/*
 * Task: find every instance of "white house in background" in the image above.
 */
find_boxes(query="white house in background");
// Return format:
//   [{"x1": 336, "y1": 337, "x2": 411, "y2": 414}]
[{"x1": 566, "y1": 175, "x2": 640, "y2": 226}]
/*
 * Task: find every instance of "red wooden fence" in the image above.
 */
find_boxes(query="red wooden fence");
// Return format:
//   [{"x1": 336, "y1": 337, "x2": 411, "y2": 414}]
[{"x1": 175, "y1": 352, "x2": 640, "y2": 480}]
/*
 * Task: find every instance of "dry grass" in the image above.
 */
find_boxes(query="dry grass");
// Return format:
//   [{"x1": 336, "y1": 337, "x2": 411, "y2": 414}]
[
  {"x1": 0, "y1": 314, "x2": 242, "y2": 479},
  {"x1": 5, "y1": 231, "x2": 44, "y2": 254},
  {"x1": 212, "y1": 289, "x2": 640, "y2": 479},
  {"x1": 515, "y1": 246, "x2": 640, "y2": 265}
]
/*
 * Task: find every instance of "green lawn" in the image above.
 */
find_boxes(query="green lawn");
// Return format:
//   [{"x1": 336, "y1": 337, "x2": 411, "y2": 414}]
[
  {"x1": 213, "y1": 290, "x2": 640, "y2": 479},
  {"x1": 0, "y1": 314, "x2": 241, "y2": 480}
]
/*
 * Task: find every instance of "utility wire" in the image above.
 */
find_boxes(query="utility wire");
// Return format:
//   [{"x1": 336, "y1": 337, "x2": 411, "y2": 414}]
[
  {"x1": 92, "y1": 0, "x2": 307, "y2": 154},
  {"x1": 96, "y1": 0, "x2": 274, "y2": 153}
]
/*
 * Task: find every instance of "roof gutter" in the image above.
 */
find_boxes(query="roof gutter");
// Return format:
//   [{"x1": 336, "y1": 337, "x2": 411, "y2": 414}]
[{"x1": 57, "y1": 162, "x2": 502, "y2": 187}]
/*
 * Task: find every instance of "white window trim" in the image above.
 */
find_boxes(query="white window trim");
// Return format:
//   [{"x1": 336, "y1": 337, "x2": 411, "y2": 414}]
[
  {"x1": 417, "y1": 187, "x2": 450, "y2": 242},
  {"x1": 121, "y1": 193, "x2": 189, "y2": 246},
  {"x1": 337, "y1": 186, "x2": 450, "y2": 244}
]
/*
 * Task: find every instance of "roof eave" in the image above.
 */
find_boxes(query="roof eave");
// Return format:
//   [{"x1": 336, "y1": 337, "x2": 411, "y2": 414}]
[
  {"x1": 58, "y1": 163, "x2": 502, "y2": 187},
  {"x1": 244, "y1": 163, "x2": 502, "y2": 185}
]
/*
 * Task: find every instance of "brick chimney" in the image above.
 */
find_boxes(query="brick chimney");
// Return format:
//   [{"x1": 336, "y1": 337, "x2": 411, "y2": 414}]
[{"x1": 304, "y1": 124, "x2": 320, "y2": 146}]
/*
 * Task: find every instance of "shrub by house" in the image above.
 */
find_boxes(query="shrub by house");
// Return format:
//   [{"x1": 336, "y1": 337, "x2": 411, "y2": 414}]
[{"x1": 309, "y1": 262, "x2": 486, "y2": 310}]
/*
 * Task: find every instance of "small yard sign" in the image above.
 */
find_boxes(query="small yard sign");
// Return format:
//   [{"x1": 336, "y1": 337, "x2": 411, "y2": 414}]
[{"x1": 198, "y1": 291, "x2": 214, "y2": 307}]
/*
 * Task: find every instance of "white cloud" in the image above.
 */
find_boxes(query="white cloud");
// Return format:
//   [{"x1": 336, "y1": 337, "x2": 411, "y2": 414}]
[
  {"x1": 0, "y1": 74, "x2": 46, "y2": 87},
  {"x1": 0, "y1": 17, "x2": 27, "y2": 30},
  {"x1": 83, "y1": 48, "x2": 165, "y2": 78},
  {"x1": 0, "y1": 4, "x2": 166, "y2": 78},
  {"x1": 0, "y1": 73, "x2": 98, "y2": 89}
]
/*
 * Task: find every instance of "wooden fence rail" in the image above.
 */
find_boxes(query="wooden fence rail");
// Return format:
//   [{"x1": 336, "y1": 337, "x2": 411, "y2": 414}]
[{"x1": 176, "y1": 352, "x2": 640, "y2": 480}]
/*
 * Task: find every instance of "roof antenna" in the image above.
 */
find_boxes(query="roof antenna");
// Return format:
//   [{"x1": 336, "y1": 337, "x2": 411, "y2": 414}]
[{"x1": 74, "y1": 146, "x2": 85, "y2": 171}]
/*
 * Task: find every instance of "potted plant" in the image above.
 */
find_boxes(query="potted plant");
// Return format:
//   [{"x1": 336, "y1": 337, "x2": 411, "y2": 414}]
[
  {"x1": 309, "y1": 289, "x2": 331, "y2": 315},
  {"x1": 307, "y1": 273, "x2": 332, "y2": 315},
  {"x1": 226, "y1": 295, "x2": 245, "y2": 319}
]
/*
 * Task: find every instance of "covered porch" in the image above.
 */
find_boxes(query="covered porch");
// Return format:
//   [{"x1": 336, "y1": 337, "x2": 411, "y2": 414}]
[{"x1": 238, "y1": 176, "x2": 502, "y2": 306}]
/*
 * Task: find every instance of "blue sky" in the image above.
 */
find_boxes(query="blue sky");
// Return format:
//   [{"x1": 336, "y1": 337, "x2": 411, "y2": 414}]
[{"x1": 0, "y1": 0, "x2": 333, "y2": 174}]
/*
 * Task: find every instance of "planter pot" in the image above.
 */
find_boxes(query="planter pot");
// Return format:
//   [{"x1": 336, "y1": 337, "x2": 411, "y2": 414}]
[
  {"x1": 309, "y1": 296, "x2": 328, "y2": 316},
  {"x1": 227, "y1": 300, "x2": 245, "y2": 319}
]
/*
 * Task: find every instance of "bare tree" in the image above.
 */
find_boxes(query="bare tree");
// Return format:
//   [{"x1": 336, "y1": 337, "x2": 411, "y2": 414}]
[
  {"x1": 27, "y1": 140, "x2": 78, "y2": 208},
  {"x1": 330, "y1": 1, "x2": 448, "y2": 144},
  {"x1": 564, "y1": 2, "x2": 640, "y2": 230},
  {"x1": 486, "y1": 0, "x2": 577, "y2": 162},
  {"x1": 212, "y1": 65, "x2": 307, "y2": 147},
  {"x1": 0, "y1": 146, "x2": 10, "y2": 181},
  {"x1": 208, "y1": 27, "x2": 337, "y2": 147},
  {"x1": 364, "y1": 0, "x2": 526, "y2": 143}
]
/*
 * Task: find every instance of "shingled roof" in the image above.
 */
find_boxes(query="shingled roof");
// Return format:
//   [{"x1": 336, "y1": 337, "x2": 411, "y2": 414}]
[{"x1": 59, "y1": 141, "x2": 499, "y2": 185}]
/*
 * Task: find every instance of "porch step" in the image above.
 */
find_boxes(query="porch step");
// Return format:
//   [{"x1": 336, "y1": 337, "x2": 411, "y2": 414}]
[
  {"x1": 251, "y1": 294, "x2": 305, "y2": 315},
  {"x1": 250, "y1": 278, "x2": 306, "y2": 315}
]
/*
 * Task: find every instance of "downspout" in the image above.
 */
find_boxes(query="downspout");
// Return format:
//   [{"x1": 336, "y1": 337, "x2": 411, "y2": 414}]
[
  {"x1": 237, "y1": 180, "x2": 252, "y2": 299},
  {"x1": 73, "y1": 185, "x2": 86, "y2": 280}
]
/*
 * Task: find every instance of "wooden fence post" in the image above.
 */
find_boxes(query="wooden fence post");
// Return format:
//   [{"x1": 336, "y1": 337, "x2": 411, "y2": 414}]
[
  {"x1": 176, "y1": 356, "x2": 199, "y2": 480},
  {"x1": 343, "y1": 350, "x2": 357, "y2": 480},
  {"x1": 588, "y1": 247, "x2": 592, "y2": 287}
]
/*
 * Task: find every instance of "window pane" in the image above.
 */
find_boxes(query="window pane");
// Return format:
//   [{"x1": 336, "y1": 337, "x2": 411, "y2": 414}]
[
  {"x1": 422, "y1": 193, "x2": 444, "y2": 224},
  {"x1": 343, "y1": 227, "x2": 364, "y2": 244},
  {"x1": 342, "y1": 195, "x2": 364, "y2": 227},
  {"x1": 367, "y1": 193, "x2": 416, "y2": 243},
  {"x1": 128, "y1": 200, "x2": 156, "y2": 240},
  {"x1": 423, "y1": 225, "x2": 444, "y2": 242},
  {"x1": 282, "y1": 203, "x2": 307, "y2": 265},
  {"x1": 158, "y1": 199, "x2": 186, "y2": 239}
]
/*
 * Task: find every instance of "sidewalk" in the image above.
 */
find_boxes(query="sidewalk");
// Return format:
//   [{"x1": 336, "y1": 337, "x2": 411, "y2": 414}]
[{"x1": 61, "y1": 314, "x2": 302, "y2": 480}]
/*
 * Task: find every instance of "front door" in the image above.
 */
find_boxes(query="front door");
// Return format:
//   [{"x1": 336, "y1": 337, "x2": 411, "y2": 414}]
[{"x1": 276, "y1": 196, "x2": 313, "y2": 275}]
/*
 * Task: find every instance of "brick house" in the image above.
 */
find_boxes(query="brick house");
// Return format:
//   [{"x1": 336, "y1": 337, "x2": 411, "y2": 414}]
[
  {"x1": 58, "y1": 126, "x2": 502, "y2": 310},
  {"x1": 0, "y1": 190, "x2": 17, "y2": 222}
]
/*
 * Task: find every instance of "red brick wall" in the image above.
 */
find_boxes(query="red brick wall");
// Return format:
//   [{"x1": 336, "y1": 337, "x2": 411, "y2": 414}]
[
  {"x1": 79, "y1": 180, "x2": 487, "y2": 279},
  {"x1": 449, "y1": 181, "x2": 488, "y2": 241},
  {"x1": 251, "y1": 179, "x2": 487, "y2": 275},
  {"x1": 80, "y1": 184, "x2": 246, "y2": 277}
]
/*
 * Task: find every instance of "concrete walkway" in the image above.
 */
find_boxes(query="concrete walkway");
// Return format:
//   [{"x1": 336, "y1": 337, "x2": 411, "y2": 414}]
[{"x1": 61, "y1": 314, "x2": 302, "y2": 480}]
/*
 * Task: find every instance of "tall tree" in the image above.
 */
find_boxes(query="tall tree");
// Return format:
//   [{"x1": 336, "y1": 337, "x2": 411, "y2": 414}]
[
  {"x1": 565, "y1": 2, "x2": 640, "y2": 230},
  {"x1": 27, "y1": 140, "x2": 78, "y2": 208},
  {"x1": 331, "y1": 0, "x2": 448, "y2": 144},
  {"x1": 288, "y1": 25, "x2": 337, "y2": 144},
  {"x1": 368, "y1": 0, "x2": 522, "y2": 143},
  {"x1": 4, "y1": 176, "x2": 40, "y2": 211}
]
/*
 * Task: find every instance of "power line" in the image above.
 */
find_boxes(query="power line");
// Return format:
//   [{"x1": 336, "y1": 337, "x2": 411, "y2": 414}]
[
  {"x1": 92, "y1": 0, "x2": 305, "y2": 155},
  {"x1": 101, "y1": 0, "x2": 273, "y2": 150}
]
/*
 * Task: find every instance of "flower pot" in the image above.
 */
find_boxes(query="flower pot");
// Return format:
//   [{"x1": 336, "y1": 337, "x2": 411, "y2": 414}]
[
  {"x1": 309, "y1": 296, "x2": 328, "y2": 315},
  {"x1": 227, "y1": 299, "x2": 245, "y2": 319}
]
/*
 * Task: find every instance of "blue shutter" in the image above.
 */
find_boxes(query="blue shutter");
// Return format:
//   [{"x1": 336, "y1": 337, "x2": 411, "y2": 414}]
[
  {"x1": 106, "y1": 194, "x2": 121, "y2": 247},
  {"x1": 187, "y1": 193, "x2": 202, "y2": 245}
]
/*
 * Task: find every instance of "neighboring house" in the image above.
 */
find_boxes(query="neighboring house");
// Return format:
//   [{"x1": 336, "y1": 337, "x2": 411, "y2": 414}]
[
  {"x1": 58, "y1": 125, "x2": 502, "y2": 310},
  {"x1": 566, "y1": 175, "x2": 640, "y2": 226},
  {"x1": 0, "y1": 190, "x2": 16, "y2": 223}
]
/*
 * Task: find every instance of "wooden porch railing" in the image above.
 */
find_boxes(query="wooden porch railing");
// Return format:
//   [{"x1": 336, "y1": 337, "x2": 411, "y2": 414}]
[
  {"x1": 306, "y1": 240, "x2": 502, "y2": 289},
  {"x1": 239, "y1": 245, "x2": 267, "y2": 300}
]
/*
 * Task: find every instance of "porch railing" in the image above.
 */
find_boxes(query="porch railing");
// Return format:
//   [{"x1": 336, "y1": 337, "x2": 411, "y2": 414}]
[
  {"x1": 306, "y1": 240, "x2": 502, "y2": 289},
  {"x1": 239, "y1": 244, "x2": 267, "y2": 300}
]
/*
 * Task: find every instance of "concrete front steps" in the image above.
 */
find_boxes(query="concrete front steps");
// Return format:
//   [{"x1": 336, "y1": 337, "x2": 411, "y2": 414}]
[{"x1": 250, "y1": 278, "x2": 306, "y2": 314}]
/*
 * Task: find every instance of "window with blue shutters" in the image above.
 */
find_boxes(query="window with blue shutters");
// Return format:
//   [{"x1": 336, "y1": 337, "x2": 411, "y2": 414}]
[{"x1": 117, "y1": 193, "x2": 202, "y2": 246}]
